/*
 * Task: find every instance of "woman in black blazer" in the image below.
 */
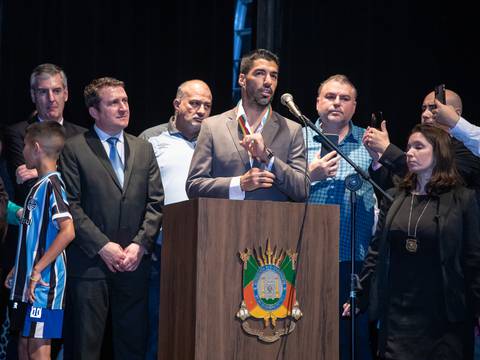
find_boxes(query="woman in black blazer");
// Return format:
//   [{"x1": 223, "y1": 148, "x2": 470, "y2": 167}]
[{"x1": 345, "y1": 124, "x2": 480, "y2": 359}]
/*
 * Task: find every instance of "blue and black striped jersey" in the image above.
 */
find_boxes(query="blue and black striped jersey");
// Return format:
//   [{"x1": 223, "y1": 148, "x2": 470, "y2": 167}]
[{"x1": 10, "y1": 171, "x2": 72, "y2": 309}]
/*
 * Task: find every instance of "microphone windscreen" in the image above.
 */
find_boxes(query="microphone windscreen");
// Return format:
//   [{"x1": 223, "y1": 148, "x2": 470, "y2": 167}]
[{"x1": 280, "y1": 93, "x2": 293, "y2": 106}]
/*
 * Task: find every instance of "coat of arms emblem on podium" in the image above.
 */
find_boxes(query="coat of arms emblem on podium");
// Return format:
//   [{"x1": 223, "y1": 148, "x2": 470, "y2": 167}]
[{"x1": 236, "y1": 239, "x2": 302, "y2": 343}]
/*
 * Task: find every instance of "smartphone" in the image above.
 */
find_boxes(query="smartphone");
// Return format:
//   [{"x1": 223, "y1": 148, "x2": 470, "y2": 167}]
[
  {"x1": 434, "y1": 84, "x2": 446, "y2": 105},
  {"x1": 320, "y1": 133, "x2": 339, "y2": 158},
  {"x1": 371, "y1": 111, "x2": 383, "y2": 129}
]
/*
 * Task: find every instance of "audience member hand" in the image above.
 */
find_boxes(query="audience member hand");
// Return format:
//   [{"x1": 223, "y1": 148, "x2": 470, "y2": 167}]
[
  {"x1": 341, "y1": 302, "x2": 360, "y2": 317},
  {"x1": 4, "y1": 267, "x2": 14, "y2": 289},
  {"x1": 15, "y1": 164, "x2": 38, "y2": 184},
  {"x1": 432, "y1": 99, "x2": 460, "y2": 129},
  {"x1": 121, "y1": 243, "x2": 145, "y2": 272},
  {"x1": 362, "y1": 120, "x2": 390, "y2": 159},
  {"x1": 309, "y1": 151, "x2": 340, "y2": 181},
  {"x1": 240, "y1": 167, "x2": 275, "y2": 191},
  {"x1": 16, "y1": 208, "x2": 23, "y2": 220},
  {"x1": 28, "y1": 269, "x2": 49, "y2": 303},
  {"x1": 240, "y1": 134, "x2": 269, "y2": 163},
  {"x1": 99, "y1": 242, "x2": 127, "y2": 273},
  {"x1": 363, "y1": 142, "x2": 382, "y2": 163}
]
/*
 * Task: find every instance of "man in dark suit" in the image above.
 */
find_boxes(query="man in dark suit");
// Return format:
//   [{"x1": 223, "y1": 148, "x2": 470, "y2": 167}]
[
  {"x1": 2, "y1": 64, "x2": 85, "y2": 359},
  {"x1": 4, "y1": 63, "x2": 85, "y2": 204},
  {"x1": 186, "y1": 49, "x2": 309, "y2": 202},
  {"x1": 59, "y1": 77, "x2": 163, "y2": 360}
]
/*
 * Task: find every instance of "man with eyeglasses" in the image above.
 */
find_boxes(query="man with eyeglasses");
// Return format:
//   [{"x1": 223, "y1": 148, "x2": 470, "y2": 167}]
[
  {"x1": 363, "y1": 88, "x2": 480, "y2": 197},
  {"x1": 139, "y1": 79, "x2": 212, "y2": 360}
]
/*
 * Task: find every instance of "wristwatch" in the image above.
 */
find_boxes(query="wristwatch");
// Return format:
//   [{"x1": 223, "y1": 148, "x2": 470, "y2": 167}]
[{"x1": 264, "y1": 147, "x2": 274, "y2": 162}]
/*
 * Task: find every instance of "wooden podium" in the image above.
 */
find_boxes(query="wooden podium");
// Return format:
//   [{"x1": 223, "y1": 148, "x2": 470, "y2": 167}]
[{"x1": 159, "y1": 198, "x2": 339, "y2": 359}]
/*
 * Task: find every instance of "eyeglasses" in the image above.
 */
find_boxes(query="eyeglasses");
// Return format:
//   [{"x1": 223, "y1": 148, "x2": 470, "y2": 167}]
[{"x1": 421, "y1": 104, "x2": 436, "y2": 112}]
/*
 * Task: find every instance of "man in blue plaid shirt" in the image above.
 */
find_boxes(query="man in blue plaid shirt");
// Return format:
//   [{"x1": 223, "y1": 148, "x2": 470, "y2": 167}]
[{"x1": 303, "y1": 74, "x2": 376, "y2": 360}]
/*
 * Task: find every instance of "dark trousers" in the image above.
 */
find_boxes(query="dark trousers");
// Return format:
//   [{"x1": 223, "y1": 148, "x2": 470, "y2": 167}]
[
  {"x1": 63, "y1": 258, "x2": 150, "y2": 360},
  {"x1": 145, "y1": 244, "x2": 161, "y2": 360},
  {"x1": 340, "y1": 261, "x2": 373, "y2": 360}
]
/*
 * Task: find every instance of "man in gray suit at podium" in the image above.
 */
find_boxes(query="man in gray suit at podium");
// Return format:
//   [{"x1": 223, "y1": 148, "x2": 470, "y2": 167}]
[{"x1": 186, "y1": 49, "x2": 309, "y2": 202}]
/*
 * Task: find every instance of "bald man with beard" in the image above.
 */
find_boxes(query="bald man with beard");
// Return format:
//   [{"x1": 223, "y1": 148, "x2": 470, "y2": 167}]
[
  {"x1": 363, "y1": 89, "x2": 480, "y2": 199},
  {"x1": 139, "y1": 79, "x2": 212, "y2": 360},
  {"x1": 139, "y1": 80, "x2": 212, "y2": 141}
]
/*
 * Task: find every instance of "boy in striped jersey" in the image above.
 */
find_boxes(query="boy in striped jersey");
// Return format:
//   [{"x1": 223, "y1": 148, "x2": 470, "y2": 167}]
[{"x1": 4, "y1": 121, "x2": 74, "y2": 359}]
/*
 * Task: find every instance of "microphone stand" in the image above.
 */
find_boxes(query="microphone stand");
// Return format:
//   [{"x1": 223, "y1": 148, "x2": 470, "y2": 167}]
[
  {"x1": 290, "y1": 109, "x2": 392, "y2": 360},
  {"x1": 345, "y1": 173, "x2": 362, "y2": 360}
]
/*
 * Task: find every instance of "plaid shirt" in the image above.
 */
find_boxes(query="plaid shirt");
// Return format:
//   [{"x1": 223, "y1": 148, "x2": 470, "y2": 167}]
[{"x1": 304, "y1": 120, "x2": 375, "y2": 261}]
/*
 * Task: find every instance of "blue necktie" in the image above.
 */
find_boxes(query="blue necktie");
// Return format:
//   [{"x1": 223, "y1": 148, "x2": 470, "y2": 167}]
[{"x1": 106, "y1": 137, "x2": 124, "y2": 187}]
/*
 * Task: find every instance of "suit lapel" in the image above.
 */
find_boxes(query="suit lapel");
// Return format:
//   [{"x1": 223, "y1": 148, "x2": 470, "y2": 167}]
[
  {"x1": 261, "y1": 112, "x2": 280, "y2": 148},
  {"x1": 384, "y1": 191, "x2": 406, "y2": 234},
  {"x1": 84, "y1": 130, "x2": 122, "y2": 190},
  {"x1": 436, "y1": 191, "x2": 452, "y2": 234},
  {"x1": 225, "y1": 109, "x2": 251, "y2": 170},
  {"x1": 436, "y1": 191, "x2": 453, "y2": 262},
  {"x1": 63, "y1": 121, "x2": 77, "y2": 138},
  {"x1": 377, "y1": 191, "x2": 406, "y2": 281},
  {"x1": 122, "y1": 134, "x2": 135, "y2": 193}
]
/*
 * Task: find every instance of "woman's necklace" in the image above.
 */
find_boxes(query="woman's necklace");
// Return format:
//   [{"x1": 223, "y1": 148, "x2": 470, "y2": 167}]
[{"x1": 406, "y1": 193, "x2": 431, "y2": 253}]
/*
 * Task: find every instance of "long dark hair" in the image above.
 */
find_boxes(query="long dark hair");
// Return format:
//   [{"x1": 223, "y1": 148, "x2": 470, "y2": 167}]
[{"x1": 399, "y1": 124, "x2": 462, "y2": 195}]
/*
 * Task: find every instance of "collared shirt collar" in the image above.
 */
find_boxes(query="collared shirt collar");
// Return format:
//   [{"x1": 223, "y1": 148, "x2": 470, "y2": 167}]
[
  {"x1": 167, "y1": 116, "x2": 177, "y2": 134},
  {"x1": 167, "y1": 115, "x2": 198, "y2": 142},
  {"x1": 314, "y1": 118, "x2": 357, "y2": 144},
  {"x1": 94, "y1": 124, "x2": 124, "y2": 144},
  {"x1": 37, "y1": 117, "x2": 64, "y2": 126},
  {"x1": 236, "y1": 100, "x2": 271, "y2": 135},
  {"x1": 236, "y1": 100, "x2": 248, "y2": 122}
]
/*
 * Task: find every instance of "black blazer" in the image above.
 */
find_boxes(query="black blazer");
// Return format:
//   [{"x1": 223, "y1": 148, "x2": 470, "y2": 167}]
[
  {"x1": 370, "y1": 140, "x2": 480, "y2": 202},
  {"x1": 359, "y1": 186, "x2": 480, "y2": 323},
  {"x1": 59, "y1": 129, "x2": 164, "y2": 278},
  {"x1": 4, "y1": 117, "x2": 86, "y2": 203}
]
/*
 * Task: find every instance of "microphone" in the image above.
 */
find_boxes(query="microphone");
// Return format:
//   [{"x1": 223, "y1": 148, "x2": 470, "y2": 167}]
[{"x1": 280, "y1": 93, "x2": 303, "y2": 119}]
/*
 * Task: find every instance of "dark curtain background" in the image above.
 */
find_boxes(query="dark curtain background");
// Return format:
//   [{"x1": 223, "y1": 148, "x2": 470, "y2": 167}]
[
  {"x1": 0, "y1": 0, "x2": 234, "y2": 135},
  {"x1": 1, "y1": 0, "x2": 478, "y2": 148},
  {"x1": 268, "y1": 0, "x2": 479, "y2": 149}
]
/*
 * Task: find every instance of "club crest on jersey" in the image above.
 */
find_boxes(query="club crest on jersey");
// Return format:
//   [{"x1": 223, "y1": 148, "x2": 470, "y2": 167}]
[
  {"x1": 19, "y1": 217, "x2": 31, "y2": 225},
  {"x1": 236, "y1": 239, "x2": 302, "y2": 343},
  {"x1": 27, "y1": 198, "x2": 38, "y2": 211}
]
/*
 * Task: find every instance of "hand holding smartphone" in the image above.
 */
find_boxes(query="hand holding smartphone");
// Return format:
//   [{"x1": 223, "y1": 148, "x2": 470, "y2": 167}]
[
  {"x1": 320, "y1": 133, "x2": 339, "y2": 158},
  {"x1": 371, "y1": 111, "x2": 383, "y2": 129},
  {"x1": 434, "y1": 84, "x2": 446, "y2": 105}
]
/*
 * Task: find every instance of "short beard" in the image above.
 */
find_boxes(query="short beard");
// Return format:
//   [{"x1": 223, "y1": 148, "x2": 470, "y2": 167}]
[{"x1": 255, "y1": 96, "x2": 271, "y2": 107}]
